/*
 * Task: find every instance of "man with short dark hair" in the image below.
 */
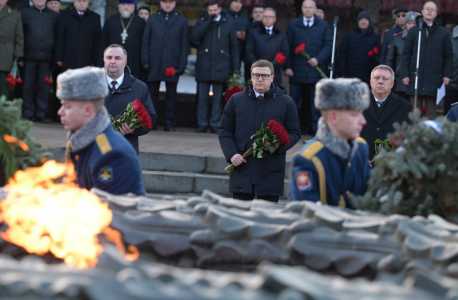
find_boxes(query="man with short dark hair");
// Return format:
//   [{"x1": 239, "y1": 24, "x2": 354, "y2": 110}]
[
  {"x1": 141, "y1": 0, "x2": 188, "y2": 132},
  {"x1": 21, "y1": 0, "x2": 59, "y2": 122},
  {"x1": 218, "y1": 59, "x2": 301, "y2": 202},
  {"x1": 245, "y1": 8, "x2": 288, "y2": 85},
  {"x1": 380, "y1": 6, "x2": 410, "y2": 64},
  {"x1": 289, "y1": 78, "x2": 371, "y2": 207},
  {"x1": 103, "y1": 44, "x2": 157, "y2": 154},
  {"x1": 57, "y1": 66, "x2": 145, "y2": 195},
  {"x1": 401, "y1": 1, "x2": 453, "y2": 120},
  {"x1": 191, "y1": 0, "x2": 239, "y2": 133},
  {"x1": 249, "y1": 4, "x2": 264, "y2": 27},
  {"x1": 360, "y1": 65, "x2": 412, "y2": 159}
]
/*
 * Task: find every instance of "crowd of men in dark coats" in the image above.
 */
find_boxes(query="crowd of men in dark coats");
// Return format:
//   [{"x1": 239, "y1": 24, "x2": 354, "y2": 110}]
[{"x1": 1, "y1": 0, "x2": 457, "y2": 139}]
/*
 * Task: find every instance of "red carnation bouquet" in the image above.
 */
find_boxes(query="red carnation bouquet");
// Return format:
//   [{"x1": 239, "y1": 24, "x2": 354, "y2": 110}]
[
  {"x1": 5, "y1": 59, "x2": 23, "y2": 87},
  {"x1": 165, "y1": 67, "x2": 175, "y2": 76},
  {"x1": 224, "y1": 120, "x2": 290, "y2": 173},
  {"x1": 295, "y1": 43, "x2": 328, "y2": 79},
  {"x1": 367, "y1": 46, "x2": 380, "y2": 62},
  {"x1": 110, "y1": 99, "x2": 152, "y2": 135},
  {"x1": 272, "y1": 52, "x2": 286, "y2": 65},
  {"x1": 223, "y1": 73, "x2": 244, "y2": 103},
  {"x1": 44, "y1": 71, "x2": 53, "y2": 85}
]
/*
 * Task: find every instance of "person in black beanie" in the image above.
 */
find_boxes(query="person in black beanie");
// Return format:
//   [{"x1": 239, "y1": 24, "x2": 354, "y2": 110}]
[
  {"x1": 137, "y1": 6, "x2": 149, "y2": 22},
  {"x1": 338, "y1": 11, "x2": 381, "y2": 85}
]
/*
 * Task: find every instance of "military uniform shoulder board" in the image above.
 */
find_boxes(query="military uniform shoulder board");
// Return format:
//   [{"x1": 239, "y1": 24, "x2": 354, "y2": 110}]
[
  {"x1": 393, "y1": 31, "x2": 403, "y2": 37},
  {"x1": 300, "y1": 141, "x2": 324, "y2": 159},
  {"x1": 451, "y1": 102, "x2": 458, "y2": 107},
  {"x1": 95, "y1": 134, "x2": 112, "y2": 155},
  {"x1": 356, "y1": 137, "x2": 367, "y2": 144}
]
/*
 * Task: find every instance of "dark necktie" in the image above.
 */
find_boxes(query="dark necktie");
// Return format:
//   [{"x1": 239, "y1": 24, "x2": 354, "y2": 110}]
[
  {"x1": 257, "y1": 95, "x2": 264, "y2": 100},
  {"x1": 111, "y1": 80, "x2": 118, "y2": 91},
  {"x1": 376, "y1": 100, "x2": 383, "y2": 107},
  {"x1": 306, "y1": 20, "x2": 310, "y2": 28},
  {"x1": 266, "y1": 28, "x2": 271, "y2": 35}
]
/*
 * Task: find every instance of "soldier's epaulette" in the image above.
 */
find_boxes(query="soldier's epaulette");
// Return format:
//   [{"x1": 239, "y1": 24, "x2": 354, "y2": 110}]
[
  {"x1": 356, "y1": 137, "x2": 367, "y2": 144},
  {"x1": 300, "y1": 141, "x2": 324, "y2": 159},
  {"x1": 451, "y1": 102, "x2": 458, "y2": 107},
  {"x1": 393, "y1": 31, "x2": 403, "y2": 37},
  {"x1": 95, "y1": 134, "x2": 112, "y2": 155}
]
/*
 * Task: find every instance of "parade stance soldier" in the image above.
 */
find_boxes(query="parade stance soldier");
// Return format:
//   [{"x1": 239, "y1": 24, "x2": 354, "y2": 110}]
[
  {"x1": 99, "y1": 0, "x2": 145, "y2": 78},
  {"x1": 360, "y1": 65, "x2": 412, "y2": 159},
  {"x1": 380, "y1": 6, "x2": 409, "y2": 64},
  {"x1": 103, "y1": 44, "x2": 157, "y2": 154},
  {"x1": 57, "y1": 66, "x2": 145, "y2": 195},
  {"x1": 141, "y1": 0, "x2": 188, "y2": 132},
  {"x1": 0, "y1": 0, "x2": 23, "y2": 99},
  {"x1": 219, "y1": 60, "x2": 301, "y2": 202},
  {"x1": 385, "y1": 11, "x2": 420, "y2": 101},
  {"x1": 289, "y1": 78, "x2": 371, "y2": 208}
]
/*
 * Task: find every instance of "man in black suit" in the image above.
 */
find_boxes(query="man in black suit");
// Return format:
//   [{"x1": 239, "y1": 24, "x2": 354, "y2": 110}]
[{"x1": 360, "y1": 65, "x2": 413, "y2": 159}]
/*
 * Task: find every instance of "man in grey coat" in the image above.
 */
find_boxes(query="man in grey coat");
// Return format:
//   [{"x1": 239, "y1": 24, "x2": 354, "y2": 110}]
[
  {"x1": 141, "y1": 0, "x2": 188, "y2": 132},
  {"x1": 190, "y1": 0, "x2": 239, "y2": 134}
]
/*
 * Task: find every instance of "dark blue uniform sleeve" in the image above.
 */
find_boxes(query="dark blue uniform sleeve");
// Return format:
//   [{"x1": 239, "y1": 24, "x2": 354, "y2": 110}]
[
  {"x1": 91, "y1": 150, "x2": 146, "y2": 195},
  {"x1": 288, "y1": 154, "x2": 320, "y2": 202},
  {"x1": 446, "y1": 105, "x2": 458, "y2": 122}
]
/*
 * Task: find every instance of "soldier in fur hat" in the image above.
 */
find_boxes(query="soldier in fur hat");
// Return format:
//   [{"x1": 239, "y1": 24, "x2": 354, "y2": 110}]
[
  {"x1": 289, "y1": 78, "x2": 371, "y2": 208},
  {"x1": 57, "y1": 66, "x2": 145, "y2": 195}
]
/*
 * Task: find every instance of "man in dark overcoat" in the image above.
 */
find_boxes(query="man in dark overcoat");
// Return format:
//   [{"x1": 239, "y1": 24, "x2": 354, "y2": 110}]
[
  {"x1": 99, "y1": 0, "x2": 145, "y2": 78},
  {"x1": 141, "y1": 0, "x2": 188, "y2": 132},
  {"x1": 386, "y1": 11, "x2": 420, "y2": 101},
  {"x1": 190, "y1": 0, "x2": 239, "y2": 133},
  {"x1": 338, "y1": 11, "x2": 381, "y2": 86},
  {"x1": 245, "y1": 7, "x2": 288, "y2": 85},
  {"x1": 380, "y1": 6, "x2": 410, "y2": 64},
  {"x1": 284, "y1": 0, "x2": 332, "y2": 135},
  {"x1": 218, "y1": 60, "x2": 301, "y2": 202},
  {"x1": 103, "y1": 44, "x2": 157, "y2": 154},
  {"x1": 55, "y1": 0, "x2": 101, "y2": 72},
  {"x1": 21, "y1": 0, "x2": 59, "y2": 122},
  {"x1": 0, "y1": 0, "x2": 23, "y2": 99},
  {"x1": 401, "y1": 1, "x2": 453, "y2": 120},
  {"x1": 360, "y1": 65, "x2": 412, "y2": 159},
  {"x1": 443, "y1": 19, "x2": 458, "y2": 115}
]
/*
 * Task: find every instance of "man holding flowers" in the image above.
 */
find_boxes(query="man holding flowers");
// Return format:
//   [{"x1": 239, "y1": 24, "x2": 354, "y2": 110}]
[
  {"x1": 103, "y1": 44, "x2": 157, "y2": 154},
  {"x1": 218, "y1": 59, "x2": 301, "y2": 202},
  {"x1": 289, "y1": 78, "x2": 371, "y2": 208}
]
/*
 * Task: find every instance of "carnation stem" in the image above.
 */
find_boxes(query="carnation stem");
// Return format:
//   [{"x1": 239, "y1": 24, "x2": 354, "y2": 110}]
[
  {"x1": 224, "y1": 147, "x2": 254, "y2": 173},
  {"x1": 300, "y1": 51, "x2": 328, "y2": 79}
]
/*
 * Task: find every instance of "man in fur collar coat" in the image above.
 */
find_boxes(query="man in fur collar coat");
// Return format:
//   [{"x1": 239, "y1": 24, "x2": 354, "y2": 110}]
[
  {"x1": 289, "y1": 78, "x2": 371, "y2": 208},
  {"x1": 57, "y1": 66, "x2": 145, "y2": 195}
]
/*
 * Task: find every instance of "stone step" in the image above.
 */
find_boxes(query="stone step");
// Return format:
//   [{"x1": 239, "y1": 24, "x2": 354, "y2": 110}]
[
  {"x1": 139, "y1": 151, "x2": 292, "y2": 177},
  {"x1": 142, "y1": 169, "x2": 290, "y2": 198}
]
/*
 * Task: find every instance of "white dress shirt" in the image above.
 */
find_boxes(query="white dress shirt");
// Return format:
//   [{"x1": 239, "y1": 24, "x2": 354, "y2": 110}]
[
  {"x1": 303, "y1": 16, "x2": 314, "y2": 27},
  {"x1": 107, "y1": 74, "x2": 125, "y2": 90}
]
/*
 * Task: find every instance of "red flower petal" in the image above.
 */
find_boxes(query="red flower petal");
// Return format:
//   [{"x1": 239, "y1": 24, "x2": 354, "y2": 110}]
[
  {"x1": 268, "y1": 120, "x2": 289, "y2": 145},
  {"x1": 368, "y1": 50, "x2": 374, "y2": 56},
  {"x1": 373, "y1": 47, "x2": 378, "y2": 54}
]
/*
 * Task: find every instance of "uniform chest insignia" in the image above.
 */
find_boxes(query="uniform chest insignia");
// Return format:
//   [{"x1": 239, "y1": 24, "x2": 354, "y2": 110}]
[
  {"x1": 98, "y1": 167, "x2": 113, "y2": 183},
  {"x1": 297, "y1": 172, "x2": 312, "y2": 191}
]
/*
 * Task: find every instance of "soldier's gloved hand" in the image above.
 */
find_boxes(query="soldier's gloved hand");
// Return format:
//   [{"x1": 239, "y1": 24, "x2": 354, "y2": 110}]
[
  {"x1": 175, "y1": 69, "x2": 185, "y2": 76},
  {"x1": 233, "y1": 69, "x2": 240, "y2": 75},
  {"x1": 143, "y1": 63, "x2": 150, "y2": 72}
]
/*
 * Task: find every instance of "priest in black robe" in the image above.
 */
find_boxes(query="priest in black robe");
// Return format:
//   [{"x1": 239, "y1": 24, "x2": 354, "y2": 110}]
[{"x1": 99, "y1": 0, "x2": 145, "y2": 78}]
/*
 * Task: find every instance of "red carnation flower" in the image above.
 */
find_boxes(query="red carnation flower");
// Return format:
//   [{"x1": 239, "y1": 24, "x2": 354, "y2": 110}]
[
  {"x1": 165, "y1": 67, "x2": 175, "y2": 76},
  {"x1": 373, "y1": 46, "x2": 379, "y2": 54},
  {"x1": 224, "y1": 84, "x2": 243, "y2": 103},
  {"x1": 132, "y1": 99, "x2": 152, "y2": 129},
  {"x1": 274, "y1": 52, "x2": 286, "y2": 64},
  {"x1": 268, "y1": 120, "x2": 289, "y2": 145},
  {"x1": 44, "y1": 77, "x2": 52, "y2": 84},
  {"x1": 7, "y1": 74, "x2": 13, "y2": 78},
  {"x1": 295, "y1": 43, "x2": 306, "y2": 55},
  {"x1": 16, "y1": 78, "x2": 23, "y2": 84},
  {"x1": 390, "y1": 132, "x2": 404, "y2": 147},
  {"x1": 368, "y1": 50, "x2": 374, "y2": 56},
  {"x1": 421, "y1": 105, "x2": 426, "y2": 115}
]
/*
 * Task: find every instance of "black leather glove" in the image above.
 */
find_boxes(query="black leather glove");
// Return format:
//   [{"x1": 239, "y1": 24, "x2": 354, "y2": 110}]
[
  {"x1": 233, "y1": 69, "x2": 240, "y2": 75},
  {"x1": 143, "y1": 63, "x2": 150, "y2": 72},
  {"x1": 175, "y1": 69, "x2": 185, "y2": 76},
  {"x1": 209, "y1": 14, "x2": 217, "y2": 20}
]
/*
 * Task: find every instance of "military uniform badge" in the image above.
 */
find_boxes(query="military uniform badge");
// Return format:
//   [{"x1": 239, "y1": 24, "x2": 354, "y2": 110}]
[
  {"x1": 98, "y1": 167, "x2": 113, "y2": 183},
  {"x1": 297, "y1": 172, "x2": 312, "y2": 191}
]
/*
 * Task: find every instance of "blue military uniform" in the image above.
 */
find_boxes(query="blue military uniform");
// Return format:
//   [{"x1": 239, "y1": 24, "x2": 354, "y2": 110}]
[
  {"x1": 446, "y1": 102, "x2": 458, "y2": 122},
  {"x1": 289, "y1": 136, "x2": 370, "y2": 208},
  {"x1": 68, "y1": 109, "x2": 146, "y2": 196}
]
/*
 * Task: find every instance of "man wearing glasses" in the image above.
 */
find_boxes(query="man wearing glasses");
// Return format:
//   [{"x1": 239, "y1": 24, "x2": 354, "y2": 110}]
[
  {"x1": 380, "y1": 6, "x2": 410, "y2": 64},
  {"x1": 218, "y1": 59, "x2": 301, "y2": 203}
]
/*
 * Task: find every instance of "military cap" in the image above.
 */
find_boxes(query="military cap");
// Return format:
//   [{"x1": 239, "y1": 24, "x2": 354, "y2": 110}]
[
  {"x1": 315, "y1": 78, "x2": 370, "y2": 111},
  {"x1": 406, "y1": 11, "x2": 420, "y2": 23},
  {"x1": 394, "y1": 6, "x2": 410, "y2": 14},
  {"x1": 57, "y1": 67, "x2": 109, "y2": 101}
]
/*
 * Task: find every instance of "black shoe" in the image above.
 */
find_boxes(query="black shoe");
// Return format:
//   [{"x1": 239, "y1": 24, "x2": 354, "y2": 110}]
[
  {"x1": 35, "y1": 117, "x2": 51, "y2": 124},
  {"x1": 164, "y1": 127, "x2": 175, "y2": 132},
  {"x1": 209, "y1": 127, "x2": 218, "y2": 134},
  {"x1": 195, "y1": 127, "x2": 207, "y2": 133}
]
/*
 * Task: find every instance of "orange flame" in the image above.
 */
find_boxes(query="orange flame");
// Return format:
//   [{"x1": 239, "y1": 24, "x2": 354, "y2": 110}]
[
  {"x1": 0, "y1": 160, "x2": 137, "y2": 268},
  {"x1": 3, "y1": 134, "x2": 29, "y2": 151}
]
